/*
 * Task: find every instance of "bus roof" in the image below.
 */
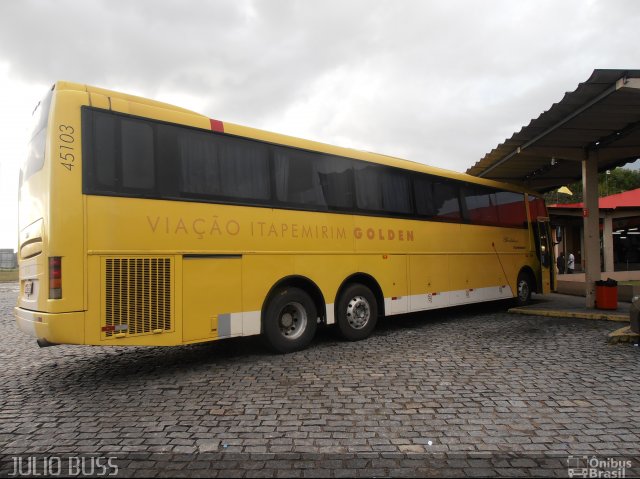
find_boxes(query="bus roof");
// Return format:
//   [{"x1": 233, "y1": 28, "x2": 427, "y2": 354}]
[{"x1": 56, "y1": 81, "x2": 539, "y2": 196}]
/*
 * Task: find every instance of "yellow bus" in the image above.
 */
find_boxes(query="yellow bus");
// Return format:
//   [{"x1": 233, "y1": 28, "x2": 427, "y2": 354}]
[{"x1": 15, "y1": 81, "x2": 553, "y2": 353}]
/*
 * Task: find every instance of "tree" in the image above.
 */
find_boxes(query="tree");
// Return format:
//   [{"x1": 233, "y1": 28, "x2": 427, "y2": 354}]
[{"x1": 544, "y1": 167, "x2": 640, "y2": 204}]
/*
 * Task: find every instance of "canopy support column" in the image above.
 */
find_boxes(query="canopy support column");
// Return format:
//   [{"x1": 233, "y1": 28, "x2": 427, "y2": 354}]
[
  {"x1": 582, "y1": 150, "x2": 601, "y2": 308},
  {"x1": 603, "y1": 215, "x2": 615, "y2": 273}
]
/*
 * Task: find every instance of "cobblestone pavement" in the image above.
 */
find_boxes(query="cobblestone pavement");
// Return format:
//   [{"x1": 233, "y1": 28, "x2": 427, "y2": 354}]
[{"x1": 1, "y1": 281, "x2": 639, "y2": 477}]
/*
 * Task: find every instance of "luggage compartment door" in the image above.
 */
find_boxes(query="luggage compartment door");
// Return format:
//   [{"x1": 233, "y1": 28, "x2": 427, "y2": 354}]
[{"x1": 182, "y1": 256, "x2": 242, "y2": 342}]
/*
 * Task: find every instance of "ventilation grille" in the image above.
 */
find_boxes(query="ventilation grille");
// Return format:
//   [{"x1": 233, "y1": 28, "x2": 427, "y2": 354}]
[{"x1": 104, "y1": 257, "x2": 172, "y2": 337}]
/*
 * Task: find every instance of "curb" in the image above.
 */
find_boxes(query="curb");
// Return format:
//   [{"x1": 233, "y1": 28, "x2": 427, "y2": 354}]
[
  {"x1": 607, "y1": 325, "x2": 640, "y2": 344},
  {"x1": 508, "y1": 307, "x2": 629, "y2": 322}
]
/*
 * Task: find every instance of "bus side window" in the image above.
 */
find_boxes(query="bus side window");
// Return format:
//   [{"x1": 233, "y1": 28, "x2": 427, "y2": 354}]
[
  {"x1": 274, "y1": 148, "x2": 327, "y2": 207},
  {"x1": 217, "y1": 137, "x2": 270, "y2": 201},
  {"x1": 354, "y1": 164, "x2": 411, "y2": 215},
  {"x1": 494, "y1": 191, "x2": 527, "y2": 228},
  {"x1": 528, "y1": 196, "x2": 548, "y2": 220},
  {"x1": 316, "y1": 156, "x2": 354, "y2": 209},
  {"x1": 382, "y1": 169, "x2": 411, "y2": 214},
  {"x1": 93, "y1": 112, "x2": 118, "y2": 189},
  {"x1": 413, "y1": 175, "x2": 436, "y2": 217},
  {"x1": 463, "y1": 186, "x2": 499, "y2": 225},
  {"x1": 121, "y1": 119, "x2": 154, "y2": 190},
  {"x1": 177, "y1": 130, "x2": 270, "y2": 202},
  {"x1": 178, "y1": 129, "x2": 220, "y2": 196},
  {"x1": 433, "y1": 181, "x2": 461, "y2": 221}
]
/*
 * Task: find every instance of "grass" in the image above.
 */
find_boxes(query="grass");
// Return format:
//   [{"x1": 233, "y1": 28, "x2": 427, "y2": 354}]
[{"x1": 0, "y1": 269, "x2": 18, "y2": 282}]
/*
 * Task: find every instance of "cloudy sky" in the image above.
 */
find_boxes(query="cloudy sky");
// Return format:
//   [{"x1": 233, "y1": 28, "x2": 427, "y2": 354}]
[{"x1": 0, "y1": 0, "x2": 639, "y2": 250}]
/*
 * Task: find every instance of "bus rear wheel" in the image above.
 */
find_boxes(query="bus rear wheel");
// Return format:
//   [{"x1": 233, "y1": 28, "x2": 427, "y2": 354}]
[
  {"x1": 263, "y1": 287, "x2": 317, "y2": 353},
  {"x1": 336, "y1": 284, "x2": 378, "y2": 341},
  {"x1": 516, "y1": 271, "x2": 534, "y2": 306}
]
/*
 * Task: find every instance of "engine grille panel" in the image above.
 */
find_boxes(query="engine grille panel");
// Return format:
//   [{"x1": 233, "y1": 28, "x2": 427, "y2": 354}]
[{"x1": 103, "y1": 257, "x2": 172, "y2": 338}]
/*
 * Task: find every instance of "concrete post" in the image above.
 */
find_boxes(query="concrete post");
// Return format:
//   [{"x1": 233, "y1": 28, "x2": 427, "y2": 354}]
[
  {"x1": 603, "y1": 215, "x2": 614, "y2": 273},
  {"x1": 582, "y1": 151, "x2": 601, "y2": 308}
]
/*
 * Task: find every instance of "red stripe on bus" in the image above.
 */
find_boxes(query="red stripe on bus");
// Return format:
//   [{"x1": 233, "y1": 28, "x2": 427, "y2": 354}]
[{"x1": 210, "y1": 119, "x2": 224, "y2": 132}]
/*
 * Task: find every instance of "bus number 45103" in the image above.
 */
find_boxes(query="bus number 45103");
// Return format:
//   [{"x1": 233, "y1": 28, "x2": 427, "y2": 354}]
[{"x1": 58, "y1": 124, "x2": 75, "y2": 171}]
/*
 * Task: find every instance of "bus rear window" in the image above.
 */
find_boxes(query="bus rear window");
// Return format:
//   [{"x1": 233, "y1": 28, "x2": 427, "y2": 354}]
[
  {"x1": 23, "y1": 128, "x2": 47, "y2": 181},
  {"x1": 22, "y1": 87, "x2": 53, "y2": 182}
]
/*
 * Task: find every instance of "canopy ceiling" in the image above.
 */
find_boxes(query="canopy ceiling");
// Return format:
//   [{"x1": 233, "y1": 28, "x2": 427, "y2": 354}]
[{"x1": 467, "y1": 69, "x2": 640, "y2": 192}]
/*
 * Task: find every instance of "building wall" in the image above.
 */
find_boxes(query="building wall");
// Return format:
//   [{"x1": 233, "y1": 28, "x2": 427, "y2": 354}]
[
  {"x1": 550, "y1": 208, "x2": 640, "y2": 273},
  {"x1": 0, "y1": 249, "x2": 17, "y2": 269}
]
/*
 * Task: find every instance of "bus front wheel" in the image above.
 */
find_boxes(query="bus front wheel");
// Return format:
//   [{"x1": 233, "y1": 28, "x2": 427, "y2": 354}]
[
  {"x1": 516, "y1": 271, "x2": 534, "y2": 306},
  {"x1": 263, "y1": 287, "x2": 317, "y2": 353},
  {"x1": 336, "y1": 284, "x2": 378, "y2": 341}
]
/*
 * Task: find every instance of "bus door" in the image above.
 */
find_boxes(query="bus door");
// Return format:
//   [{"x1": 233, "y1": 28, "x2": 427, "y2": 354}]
[{"x1": 535, "y1": 218, "x2": 553, "y2": 293}]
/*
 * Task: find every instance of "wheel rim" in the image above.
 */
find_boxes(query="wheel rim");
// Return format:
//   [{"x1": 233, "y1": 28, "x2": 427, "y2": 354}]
[
  {"x1": 518, "y1": 279, "x2": 530, "y2": 302},
  {"x1": 346, "y1": 296, "x2": 371, "y2": 330},
  {"x1": 278, "y1": 301, "x2": 307, "y2": 340}
]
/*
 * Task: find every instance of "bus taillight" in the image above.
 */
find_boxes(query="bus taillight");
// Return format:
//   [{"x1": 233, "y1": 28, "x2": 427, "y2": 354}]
[{"x1": 49, "y1": 257, "x2": 62, "y2": 299}]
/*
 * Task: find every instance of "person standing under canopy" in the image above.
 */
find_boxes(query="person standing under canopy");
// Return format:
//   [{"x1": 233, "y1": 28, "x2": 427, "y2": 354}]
[
  {"x1": 557, "y1": 251, "x2": 566, "y2": 274},
  {"x1": 567, "y1": 252, "x2": 575, "y2": 274}
]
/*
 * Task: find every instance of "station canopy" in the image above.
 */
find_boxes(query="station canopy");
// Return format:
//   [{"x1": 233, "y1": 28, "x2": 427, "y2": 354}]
[{"x1": 467, "y1": 69, "x2": 640, "y2": 192}]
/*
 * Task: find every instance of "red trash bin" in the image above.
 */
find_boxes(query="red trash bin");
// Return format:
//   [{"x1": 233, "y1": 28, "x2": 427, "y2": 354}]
[{"x1": 595, "y1": 279, "x2": 618, "y2": 310}]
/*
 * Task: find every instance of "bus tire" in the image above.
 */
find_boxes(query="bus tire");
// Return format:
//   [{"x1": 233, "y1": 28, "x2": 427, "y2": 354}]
[
  {"x1": 336, "y1": 284, "x2": 378, "y2": 341},
  {"x1": 263, "y1": 287, "x2": 317, "y2": 353},
  {"x1": 515, "y1": 270, "x2": 534, "y2": 306}
]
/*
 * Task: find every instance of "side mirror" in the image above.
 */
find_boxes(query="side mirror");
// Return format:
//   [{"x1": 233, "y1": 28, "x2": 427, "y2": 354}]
[
  {"x1": 541, "y1": 248, "x2": 549, "y2": 268},
  {"x1": 555, "y1": 225, "x2": 563, "y2": 242},
  {"x1": 540, "y1": 244, "x2": 549, "y2": 268}
]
